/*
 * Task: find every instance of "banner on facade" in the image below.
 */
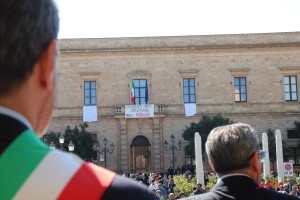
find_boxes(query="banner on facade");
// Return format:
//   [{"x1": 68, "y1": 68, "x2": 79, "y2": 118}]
[{"x1": 125, "y1": 104, "x2": 154, "y2": 118}]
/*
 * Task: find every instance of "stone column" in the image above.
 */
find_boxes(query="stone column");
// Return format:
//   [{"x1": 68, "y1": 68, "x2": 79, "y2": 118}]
[
  {"x1": 119, "y1": 118, "x2": 129, "y2": 172},
  {"x1": 152, "y1": 118, "x2": 161, "y2": 172},
  {"x1": 275, "y1": 130, "x2": 284, "y2": 182},
  {"x1": 262, "y1": 132, "x2": 270, "y2": 177}
]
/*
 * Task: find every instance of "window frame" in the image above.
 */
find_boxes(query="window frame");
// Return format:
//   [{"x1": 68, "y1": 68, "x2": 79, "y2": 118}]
[
  {"x1": 84, "y1": 81, "x2": 97, "y2": 106},
  {"x1": 234, "y1": 77, "x2": 247, "y2": 102},
  {"x1": 287, "y1": 129, "x2": 300, "y2": 139},
  {"x1": 284, "y1": 75, "x2": 298, "y2": 101},
  {"x1": 133, "y1": 79, "x2": 147, "y2": 105},
  {"x1": 183, "y1": 78, "x2": 196, "y2": 103}
]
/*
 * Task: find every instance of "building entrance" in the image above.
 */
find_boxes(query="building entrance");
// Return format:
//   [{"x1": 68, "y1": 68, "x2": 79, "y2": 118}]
[{"x1": 130, "y1": 136, "x2": 151, "y2": 171}]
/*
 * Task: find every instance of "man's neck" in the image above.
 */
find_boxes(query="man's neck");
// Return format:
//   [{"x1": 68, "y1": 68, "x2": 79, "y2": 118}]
[{"x1": 217, "y1": 168, "x2": 258, "y2": 183}]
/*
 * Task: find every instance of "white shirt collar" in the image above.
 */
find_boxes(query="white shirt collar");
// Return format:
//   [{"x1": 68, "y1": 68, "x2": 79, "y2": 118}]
[
  {"x1": 217, "y1": 173, "x2": 251, "y2": 183},
  {"x1": 0, "y1": 106, "x2": 33, "y2": 130}
]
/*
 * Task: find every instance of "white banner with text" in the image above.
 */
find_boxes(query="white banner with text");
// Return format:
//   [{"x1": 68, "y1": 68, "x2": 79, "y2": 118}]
[{"x1": 125, "y1": 104, "x2": 154, "y2": 118}]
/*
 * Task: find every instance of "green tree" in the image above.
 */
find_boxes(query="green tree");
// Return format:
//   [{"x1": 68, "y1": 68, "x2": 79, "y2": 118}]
[
  {"x1": 182, "y1": 115, "x2": 233, "y2": 161},
  {"x1": 295, "y1": 121, "x2": 300, "y2": 137},
  {"x1": 173, "y1": 174, "x2": 196, "y2": 197},
  {"x1": 266, "y1": 129, "x2": 276, "y2": 170},
  {"x1": 43, "y1": 123, "x2": 96, "y2": 161},
  {"x1": 206, "y1": 174, "x2": 217, "y2": 189}
]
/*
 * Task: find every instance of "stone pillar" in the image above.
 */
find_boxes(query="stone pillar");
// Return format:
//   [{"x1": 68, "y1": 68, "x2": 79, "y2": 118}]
[
  {"x1": 152, "y1": 118, "x2": 161, "y2": 172},
  {"x1": 275, "y1": 130, "x2": 284, "y2": 182},
  {"x1": 119, "y1": 118, "x2": 129, "y2": 172}
]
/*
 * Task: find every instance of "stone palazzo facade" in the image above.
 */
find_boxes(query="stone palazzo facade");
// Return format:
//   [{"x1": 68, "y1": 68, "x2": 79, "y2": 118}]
[{"x1": 48, "y1": 32, "x2": 300, "y2": 172}]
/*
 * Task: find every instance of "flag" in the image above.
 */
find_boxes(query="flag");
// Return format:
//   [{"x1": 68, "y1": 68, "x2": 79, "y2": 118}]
[
  {"x1": 131, "y1": 80, "x2": 135, "y2": 104},
  {"x1": 145, "y1": 80, "x2": 149, "y2": 104}
]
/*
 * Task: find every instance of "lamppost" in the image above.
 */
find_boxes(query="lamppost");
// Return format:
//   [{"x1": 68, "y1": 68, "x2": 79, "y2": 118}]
[
  {"x1": 164, "y1": 134, "x2": 182, "y2": 169},
  {"x1": 49, "y1": 141, "x2": 56, "y2": 150},
  {"x1": 59, "y1": 133, "x2": 65, "y2": 150},
  {"x1": 96, "y1": 137, "x2": 115, "y2": 168},
  {"x1": 68, "y1": 141, "x2": 75, "y2": 152}
]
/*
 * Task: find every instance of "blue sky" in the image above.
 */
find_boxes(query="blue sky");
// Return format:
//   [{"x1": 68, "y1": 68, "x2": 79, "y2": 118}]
[{"x1": 55, "y1": 0, "x2": 300, "y2": 39}]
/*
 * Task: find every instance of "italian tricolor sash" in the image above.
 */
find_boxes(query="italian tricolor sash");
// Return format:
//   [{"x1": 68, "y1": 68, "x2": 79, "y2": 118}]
[{"x1": 0, "y1": 130, "x2": 115, "y2": 200}]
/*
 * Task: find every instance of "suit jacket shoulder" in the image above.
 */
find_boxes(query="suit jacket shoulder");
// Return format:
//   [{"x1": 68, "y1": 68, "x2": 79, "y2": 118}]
[
  {"x1": 102, "y1": 175, "x2": 156, "y2": 200},
  {"x1": 183, "y1": 175, "x2": 298, "y2": 200}
]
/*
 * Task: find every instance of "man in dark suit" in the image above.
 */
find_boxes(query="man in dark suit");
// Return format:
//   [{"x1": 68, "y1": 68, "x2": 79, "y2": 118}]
[
  {"x1": 184, "y1": 123, "x2": 297, "y2": 200},
  {"x1": 0, "y1": 0, "x2": 155, "y2": 199}
]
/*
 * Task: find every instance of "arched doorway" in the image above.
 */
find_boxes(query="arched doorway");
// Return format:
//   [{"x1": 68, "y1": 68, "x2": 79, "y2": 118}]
[{"x1": 130, "y1": 136, "x2": 151, "y2": 172}]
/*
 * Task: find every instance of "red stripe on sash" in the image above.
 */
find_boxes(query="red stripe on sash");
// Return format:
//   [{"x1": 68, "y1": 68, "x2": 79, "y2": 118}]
[{"x1": 57, "y1": 163, "x2": 116, "y2": 200}]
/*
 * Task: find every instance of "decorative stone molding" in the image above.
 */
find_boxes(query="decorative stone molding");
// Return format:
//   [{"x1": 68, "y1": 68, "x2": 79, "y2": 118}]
[
  {"x1": 79, "y1": 72, "x2": 100, "y2": 80},
  {"x1": 178, "y1": 69, "x2": 199, "y2": 77},
  {"x1": 229, "y1": 68, "x2": 250, "y2": 76},
  {"x1": 127, "y1": 70, "x2": 152, "y2": 78},
  {"x1": 279, "y1": 66, "x2": 300, "y2": 75}
]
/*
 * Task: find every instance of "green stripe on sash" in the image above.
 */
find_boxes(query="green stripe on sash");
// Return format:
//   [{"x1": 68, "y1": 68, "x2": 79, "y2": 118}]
[{"x1": 0, "y1": 130, "x2": 50, "y2": 200}]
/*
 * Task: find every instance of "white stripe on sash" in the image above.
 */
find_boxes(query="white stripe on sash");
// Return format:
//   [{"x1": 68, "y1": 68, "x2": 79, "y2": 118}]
[{"x1": 13, "y1": 151, "x2": 83, "y2": 200}]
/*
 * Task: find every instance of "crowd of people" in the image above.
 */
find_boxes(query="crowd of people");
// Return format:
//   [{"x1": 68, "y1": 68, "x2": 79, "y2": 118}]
[
  {"x1": 121, "y1": 168, "x2": 300, "y2": 199},
  {"x1": 121, "y1": 170, "x2": 198, "y2": 199}
]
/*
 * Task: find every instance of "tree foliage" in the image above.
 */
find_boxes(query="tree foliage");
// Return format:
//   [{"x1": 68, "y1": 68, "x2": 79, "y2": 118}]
[
  {"x1": 173, "y1": 174, "x2": 196, "y2": 197},
  {"x1": 43, "y1": 123, "x2": 96, "y2": 161},
  {"x1": 182, "y1": 115, "x2": 233, "y2": 160},
  {"x1": 266, "y1": 129, "x2": 276, "y2": 170},
  {"x1": 295, "y1": 121, "x2": 300, "y2": 137}
]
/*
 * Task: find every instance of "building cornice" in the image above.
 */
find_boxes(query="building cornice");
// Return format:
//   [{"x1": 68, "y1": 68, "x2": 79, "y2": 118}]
[{"x1": 58, "y1": 32, "x2": 300, "y2": 53}]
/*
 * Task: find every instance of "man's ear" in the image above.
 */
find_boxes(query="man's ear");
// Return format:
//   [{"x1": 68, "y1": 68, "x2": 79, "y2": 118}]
[
  {"x1": 37, "y1": 40, "x2": 57, "y2": 91},
  {"x1": 250, "y1": 152, "x2": 261, "y2": 183},
  {"x1": 251, "y1": 152, "x2": 260, "y2": 173},
  {"x1": 208, "y1": 160, "x2": 215, "y2": 172}
]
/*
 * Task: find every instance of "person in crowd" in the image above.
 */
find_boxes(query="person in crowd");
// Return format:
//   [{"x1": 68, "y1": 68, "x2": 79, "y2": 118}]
[
  {"x1": 204, "y1": 172, "x2": 210, "y2": 186},
  {"x1": 187, "y1": 174, "x2": 193, "y2": 183},
  {"x1": 278, "y1": 185, "x2": 288, "y2": 194},
  {"x1": 181, "y1": 164, "x2": 187, "y2": 174},
  {"x1": 277, "y1": 180, "x2": 284, "y2": 191},
  {"x1": 0, "y1": 0, "x2": 156, "y2": 199},
  {"x1": 183, "y1": 123, "x2": 298, "y2": 200},
  {"x1": 190, "y1": 187, "x2": 197, "y2": 196},
  {"x1": 193, "y1": 183, "x2": 204, "y2": 195},
  {"x1": 168, "y1": 166, "x2": 174, "y2": 176},
  {"x1": 149, "y1": 179, "x2": 159, "y2": 192},
  {"x1": 297, "y1": 184, "x2": 300, "y2": 193},
  {"x1": 142, "y1": 174, "x2": 150, "y2": 186},
  {"x1": 284, "y1": 184, "x2": 290, "y2": 194},
  {"x1": 169, "y1": 193, "x2": 176, "y2": 200},
  {"x1": 204, "y1": 187, "x2": 210, "y2": 193},
  {"x1": 158, "y1": 183, "x2": 168, "y2": 200},
  {"x1": 162, "y1": 175, "x2": 169, "y2": 192},
  {"x1": 176, "y1": 166, "x2": 182, "y2": 175},
  {"x1": 289, "y1": 185, "x2": 300, "y2": 197},
  {"x1": 177, "y1": 191, "x2": 186, "y2": 199},
  {"x1": 168, "y1": 178, "x2": 176, "y2": 194},
  {"x1": 155, "y1": 190, "x2": 165, "y2": 200}
]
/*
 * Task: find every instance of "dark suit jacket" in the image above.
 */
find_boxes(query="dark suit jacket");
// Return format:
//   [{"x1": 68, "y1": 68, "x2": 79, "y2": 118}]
[{"x1": 184, "y1": 175, "x2": 298, "y2": 200}]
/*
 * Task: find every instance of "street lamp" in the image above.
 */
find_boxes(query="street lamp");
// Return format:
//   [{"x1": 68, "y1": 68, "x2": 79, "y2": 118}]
[
  {"x1": 59, "y1": 133, "x2": 65, "y2": 150},
  {"x1": 96, "y1": 137, "x2": 115, "y2": 168},
  {"x1": 49, "y1": 141, "x2": 56, "y2": 150},
  {"x1": 164, "y1": 134, "x2": 182, "y2": 169},
  {"x1": 68, "y1": 141, "x2": 75, "y2": 152}
]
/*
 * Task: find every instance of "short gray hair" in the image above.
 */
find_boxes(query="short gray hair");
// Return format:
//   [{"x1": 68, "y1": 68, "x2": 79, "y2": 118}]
[
  {"x1": 0, "y1": 0, "x2": 59, "y2": 94},
  {"x1": 205, "y1": 123, "x2": 259, "y2": 173}
]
